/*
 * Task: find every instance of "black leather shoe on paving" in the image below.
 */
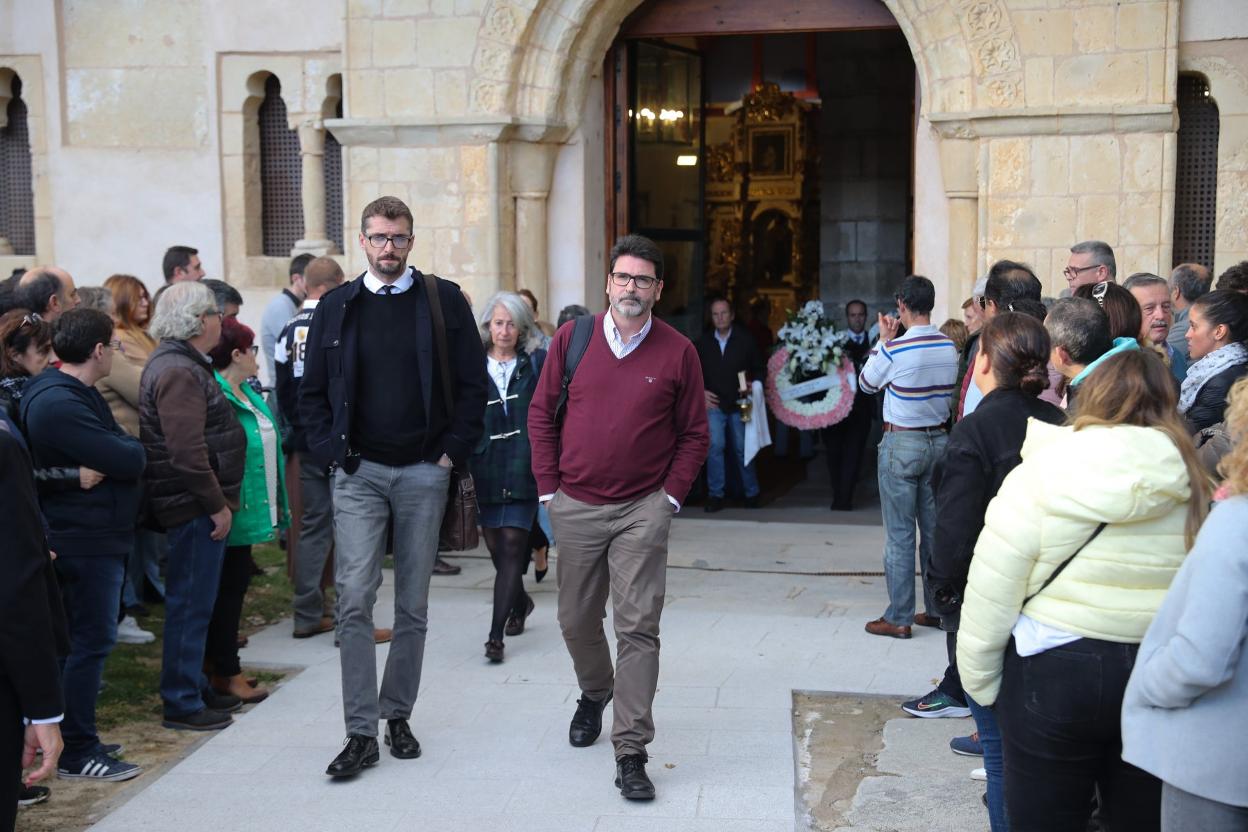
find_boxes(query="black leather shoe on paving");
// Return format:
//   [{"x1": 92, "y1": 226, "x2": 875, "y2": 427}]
[
  {"x1": 704, "y1": 497, "x2": 723, "y2": 513},
  {"x1": 202, "y1": 690, "x2": 242, "y2": 713},
  {"x1": 615, "y1": 754, "x2": 655, "y2": 800},
  {"x1": 484, "y1": 639, "x2": 504, "y2": 663},
  {"x1": 384, "y1": 719, "x2": 422, "y2": 759},
  {"x1": 505, "y1": 595, "x2": 535, "y2": 637},
  {"x1": 433, "y1": 557, "x2": 462, "y2": 575},
  {"x1": 568, "y1": 692, "x2": 612, "y2": 747},
  {"x1": 162, "y1": 708, "x2": 233, "y2": 732},
  {"x1": 326, "y1": 734, "x2": 380, "y2": 777}
]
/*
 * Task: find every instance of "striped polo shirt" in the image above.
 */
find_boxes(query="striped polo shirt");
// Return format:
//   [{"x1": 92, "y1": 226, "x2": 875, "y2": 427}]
[{"x1": 858, "y1": 324, "x2": 959, "y2": 427}]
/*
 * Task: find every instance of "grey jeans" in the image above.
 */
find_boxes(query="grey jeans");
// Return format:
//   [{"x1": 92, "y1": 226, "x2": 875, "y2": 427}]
[
  {"x1": 293, "y1": 451, "x2": 334, "y2": 631},
  {"x1": 331, "y1": 458, "x2": 449, "y2": 737},
  {"x1": 1163, "y1": 783, "x2": 1248, "y2": 832}
]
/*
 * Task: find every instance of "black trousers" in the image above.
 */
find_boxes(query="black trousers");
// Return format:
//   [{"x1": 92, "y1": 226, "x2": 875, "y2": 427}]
[
  {"x1": 1, "y1": 676, "x2": 21, "y2": 832},
  {"x1": 997, "y1": 637, "x2": 1160, "y2": 832},
  {"x1": 822, "y1": 398, "x2": 873, "y2": 508},
  {"x1": 205, "y1": 545, "x2": 253, "y2": 678},
  {"x1": 937, "y1": 630, "x2": 966, "y2": 704}
]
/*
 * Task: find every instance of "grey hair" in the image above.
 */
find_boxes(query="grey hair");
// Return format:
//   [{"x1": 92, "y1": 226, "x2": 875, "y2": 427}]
[
  {"x1": 1070, "y1": 240, "x2": 1117, "y2": 280},
  {"x1": 1122, "y1": 272, "x2": 1168, "y2": 292},
  {"x1": 1170, "y1": 263, "x2": 1211, "y2": 302},
  {"x1": 76, "y1": 286, "x2": 114, "y2": 314},
  {"x1": 149, "y1": 281, "x2": 217, "y2": 341},
  {"x1": 477, "y1": 291, "x2": 544, "y2": 354},
  {"x1": 1046, "y1": 297, "x2": 1112, "y2": 366}
]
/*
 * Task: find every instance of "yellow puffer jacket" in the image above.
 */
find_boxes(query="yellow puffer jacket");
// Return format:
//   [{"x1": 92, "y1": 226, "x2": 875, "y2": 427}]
[{"x1": 957, "y1": 419, "x2": 1192, "y2": 705}]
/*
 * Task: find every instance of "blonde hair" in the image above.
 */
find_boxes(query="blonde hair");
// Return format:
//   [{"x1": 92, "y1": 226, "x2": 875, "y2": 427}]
[{"x1": 1217, "y1": 376, "x2": 1248, "y2": 496}]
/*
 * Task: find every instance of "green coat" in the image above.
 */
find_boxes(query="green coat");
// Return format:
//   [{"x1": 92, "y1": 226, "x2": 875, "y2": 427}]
[{"x1": 215, "y1": 373, "x2": 289, "y2": 546}]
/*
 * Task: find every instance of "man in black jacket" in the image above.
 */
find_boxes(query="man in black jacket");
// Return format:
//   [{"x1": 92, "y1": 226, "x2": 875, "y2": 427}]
[
  {"x1": 695, "y1": 297, "x2": 764, "y2": 511},
  {"x1": 300, "y1": 196, "x2": 487, "y2": 779},
  {"x1": 823, "y1": 299, "x2": 874, "y2": 511},
  {"x1": 19, "y1": 309, "x2": 145, "y2": 783}
]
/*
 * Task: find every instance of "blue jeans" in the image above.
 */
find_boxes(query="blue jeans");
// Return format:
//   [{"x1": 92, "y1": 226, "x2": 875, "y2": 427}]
[
  {"x1": 968, "y1": 694, "x2": 1008, "y2": 832},
  {"x1": 706, "y1": 408, "x2": 759, "y2": 498},
  {"x1": 55, "y1": 553, "x2": 126, "y2": 762},
  {"x1": 161, "y1": 514, "x2": 226, "y2": 718},
  {"x1": 121, "y1": 528, "x2": 166, "y2": 609},
  {"x1": 877, "y1": 430, "x2": 945, "y2": 625}
]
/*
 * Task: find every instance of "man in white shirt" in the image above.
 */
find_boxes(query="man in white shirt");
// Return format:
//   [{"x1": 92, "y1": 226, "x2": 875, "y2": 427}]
[{"x1": 824, "y1": 299, "x2": 875, "y2": 510}]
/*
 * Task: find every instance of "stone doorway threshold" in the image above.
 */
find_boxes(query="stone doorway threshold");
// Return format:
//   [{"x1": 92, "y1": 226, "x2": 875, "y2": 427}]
[{"x1": 793, "y1": 691, "x2": 987, "y2": 832}]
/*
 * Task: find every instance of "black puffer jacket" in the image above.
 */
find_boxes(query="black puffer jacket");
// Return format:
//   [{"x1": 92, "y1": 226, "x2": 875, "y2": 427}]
[
  {"x1": 139, "y1": 339, "x2": 245, "y2": 529},
  {"x1": 0, "y1": 375, "x2": 80, "y2": 494},
  {"x1": 1185, "y1": 361, "x2": 1248, "y2": 434}
]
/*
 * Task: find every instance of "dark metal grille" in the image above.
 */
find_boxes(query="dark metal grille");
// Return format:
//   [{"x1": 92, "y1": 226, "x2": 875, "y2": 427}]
[
  {"x1": 0, "y1": 76, "x2": 36, "y2": 256},
  {"x1": 259, "y1": 75, "x2": 304, "y2": 257},
  {"x1": 324, "y1": 97, "x2": 344, "y2": 252},
  {"x1": 1173, "y1": 74, "x2": 1219, "y2": 269}
]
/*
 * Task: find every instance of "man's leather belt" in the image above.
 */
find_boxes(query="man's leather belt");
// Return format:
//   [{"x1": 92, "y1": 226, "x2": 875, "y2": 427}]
[{"x1": 883, "y1": 422, "x2": 947, "y2": 433}]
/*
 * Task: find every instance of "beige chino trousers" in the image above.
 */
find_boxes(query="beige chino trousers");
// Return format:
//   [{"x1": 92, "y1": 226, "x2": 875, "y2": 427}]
[{"x1": 548, "y1": 487, "x2": 674, "y2": 758}]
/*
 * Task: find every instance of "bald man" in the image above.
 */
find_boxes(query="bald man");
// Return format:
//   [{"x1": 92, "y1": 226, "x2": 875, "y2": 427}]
[
  {"x1": 1168, "y1": 263, "x2": 1211, "y2": 362},
  {"x1": 18, "y1": 267, "x2": 80, "y2": 322}
]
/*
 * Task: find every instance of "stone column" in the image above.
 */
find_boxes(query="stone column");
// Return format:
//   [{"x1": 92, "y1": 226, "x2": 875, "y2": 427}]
[
  {"x1": 939, "y1": 137, "x2": 980, "y2": 304},
  {"x1": 508, "y1": 142, "x2": 560, "y2": 314},
  {"x1": 292, "y1": 118, "x2": 336, "y2": 256}
]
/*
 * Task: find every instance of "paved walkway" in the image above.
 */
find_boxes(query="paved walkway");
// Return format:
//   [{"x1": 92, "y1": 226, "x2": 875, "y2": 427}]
[{"x1": 89, "y1": 505, "x2": 951, "y2": 832}]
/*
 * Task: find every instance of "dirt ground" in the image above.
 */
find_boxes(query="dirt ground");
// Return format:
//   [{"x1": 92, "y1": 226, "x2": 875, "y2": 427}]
[{"x1": 793, "y1": 691, "x2": 902, "y2": 831}]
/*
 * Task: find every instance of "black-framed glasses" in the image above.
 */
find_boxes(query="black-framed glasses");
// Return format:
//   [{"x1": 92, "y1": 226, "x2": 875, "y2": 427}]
[
  {"x1": 366, "y1": 234, "x2": 412, "y2": 250},
  {"x1": 1064, "y1": 264, "x2": 1100, "y2": 279},
  {"x1": 202, "y1": 310, "x2": 224, "y2": 321},
  {"x1": 610, "y1": 272, "x2": 659, "y2": 290}
]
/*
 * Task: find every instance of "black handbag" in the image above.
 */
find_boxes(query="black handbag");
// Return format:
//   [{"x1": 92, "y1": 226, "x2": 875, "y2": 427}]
[{"x1": 423, "y1": 273, "x2": 480, "y2": 552}]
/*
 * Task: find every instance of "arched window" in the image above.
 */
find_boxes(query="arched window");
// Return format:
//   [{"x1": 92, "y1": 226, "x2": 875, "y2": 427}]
[
  {"x1": 324, "y1": 94, "x2": 344, "y2": 253},
  {"x1": 1173, "y1": 74, "x2": 1219, "y2": 269},
  {"x1": 258, "y1": 75, "x2": 304, "y2": 257},
  {"x1": 0, "y1": 75, "x2": 35, "y2": 255}
]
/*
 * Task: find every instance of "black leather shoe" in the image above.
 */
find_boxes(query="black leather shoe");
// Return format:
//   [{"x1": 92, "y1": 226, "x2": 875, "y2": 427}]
[
  {"x1": 704, "y1": 497, "x2": 723, "y2": 513},
  {"x1": 615, "y1": 753, "x2": 655, "y2": 800},
  {"x1": 326, "y1": 735, "x2": 380, "y2": 777},
  {"x1": 484, "y1": 639, "x2": 504, "y2": 663},
  {"x1": 384, "y1": 719, "x2": 422, "y2": 759},
  {"x1": 202, "y1": 689, "x2": 242, "y2": 713},
  {"x1": 505, "y1": 595, "x2": 535, "y2": 637},
  {"x1": 568, "y1": 692, "x2": 612, "y2": 747},
  {"x1": 433, "y1": 557, "x2": 461, "y2": 576}
]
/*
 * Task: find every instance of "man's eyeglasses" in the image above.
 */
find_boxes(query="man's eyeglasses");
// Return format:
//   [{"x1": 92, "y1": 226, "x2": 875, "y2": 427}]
[
  {"x1": 365, "y1": 234, "x2": 412, "y2": 250},
  {"x1": 1063, "y1": 264, "x2": 1100, "y2": 279},
  {"x1": 203, "y1": 310, "x2": 224, "y2": 321},
  {"x1": 610, "y1": 272, "x2": 659, "y2": 290}
]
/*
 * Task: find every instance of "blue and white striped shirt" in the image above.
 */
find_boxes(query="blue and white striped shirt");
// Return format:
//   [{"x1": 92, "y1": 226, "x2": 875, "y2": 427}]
[{"x1": 859, "y1": 325, "x2": 959, "y2": 427}]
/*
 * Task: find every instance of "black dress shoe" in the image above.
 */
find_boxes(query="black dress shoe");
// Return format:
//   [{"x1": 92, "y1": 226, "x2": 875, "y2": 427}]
[
  {"x1": 326, "y1": 734, "x2": 380, "y2": 777},
  {"x1": 202, "y1": 689, "x2": 242, "y2": 713},
  {"x1": 384, "y1": 719, "x2": 422, "y2": 759},
  {"x1": 433, "y1": 557, "x2": 462, "y2": 576},
  {"x1": 568, "y1": 692, "x2": 612, "y2": 747},
  {"x1": 505, "y1": 595, "x2": 535, "y2": 637},
  {"x1": 615, "y1": 754, "x2": 655, "y2": 800},
  {"x1": 484, "y1": 639, "x2": 504, "y2": 663},
  {"x1": 744, "y1": 495, "x2": 760, "y2": 509},
  {"x1": 704, "y1": 497, "x2": 723, "y2": 513}
]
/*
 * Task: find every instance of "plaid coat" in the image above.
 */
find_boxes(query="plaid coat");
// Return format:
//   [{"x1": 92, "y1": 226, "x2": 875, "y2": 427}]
[{"x1": 469, "y1": 348, "x2": 546, "y2": 504}]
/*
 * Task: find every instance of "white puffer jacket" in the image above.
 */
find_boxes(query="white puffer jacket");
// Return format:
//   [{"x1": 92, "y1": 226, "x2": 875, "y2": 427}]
[{"x1": 957, "y1": 419, "x2": 1193, "y2": 705}]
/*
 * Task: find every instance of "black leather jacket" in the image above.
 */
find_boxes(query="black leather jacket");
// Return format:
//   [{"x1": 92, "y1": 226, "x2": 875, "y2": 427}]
[
  {"x1": 0, "y1": 375, "x2": 80, "y2": 495},
  {"x1": 1185, "y1": 361, "x2": 1248, "y2": 434}
]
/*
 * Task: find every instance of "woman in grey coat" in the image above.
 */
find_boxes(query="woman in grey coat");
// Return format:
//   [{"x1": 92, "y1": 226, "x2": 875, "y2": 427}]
[{"x1": 1122, "y1": 376, "x2": 1248, "y2": 831}]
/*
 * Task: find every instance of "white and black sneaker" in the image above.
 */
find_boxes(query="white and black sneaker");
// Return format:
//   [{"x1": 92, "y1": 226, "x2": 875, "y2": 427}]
[
  {"x1": 17, "y1": 783, "x2": 50, "y2": 806},
  {"x1": 57, "y1": 752, "x2": 142, "y2": 782}
]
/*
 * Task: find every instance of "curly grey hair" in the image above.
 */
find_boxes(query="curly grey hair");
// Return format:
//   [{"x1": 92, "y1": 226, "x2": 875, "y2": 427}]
[
  {"x1": 478, "y1": 291, "x2": 544, "y2": 354},
  {"x1": 149, "y1": 281, "x2": 217, "y2": 341}
]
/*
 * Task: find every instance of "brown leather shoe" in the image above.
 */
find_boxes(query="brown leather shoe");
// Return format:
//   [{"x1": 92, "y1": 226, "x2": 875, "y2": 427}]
[
  {"x1": 373, "y1": 628, "x2": 393, "y2": 644},
  {"x1": 293, "y1": 616, "x2": 335, "y2": 639},
  {"x1": 913, "y1": 613, "x2": 942, "y2": 629},
  {"x1": 865, "y1": 617, "x2": 912, "y2": 639},
  {"x1": 212, "y1": 673, "x2": 270, "y2": 704},
  {"x1": 433, "y1": 557, "x2": 461, "y2": 576}
]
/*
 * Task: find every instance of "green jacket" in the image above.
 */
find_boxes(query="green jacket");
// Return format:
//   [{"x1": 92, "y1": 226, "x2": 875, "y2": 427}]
[
  {"x1": 469, "y1": 348, "x2": 544, "y2": 504},
  {"x1": 215, "y1": 373, "x2": 289, "y2": 545}
]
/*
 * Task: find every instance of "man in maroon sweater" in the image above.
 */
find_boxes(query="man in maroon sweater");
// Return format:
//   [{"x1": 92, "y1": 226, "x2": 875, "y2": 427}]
[{"x1": 529, "y1": 234, "x2": 709, "y2": 801}]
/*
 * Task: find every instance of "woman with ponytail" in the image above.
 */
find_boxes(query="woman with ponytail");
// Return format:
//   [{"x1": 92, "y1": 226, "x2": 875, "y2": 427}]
[
  {"x1": 958, "y1": 348, "x2": 1210, "y2": 832},
  {"x1": 917, "y1": 312, "x2": 1066, "y2": 831}
]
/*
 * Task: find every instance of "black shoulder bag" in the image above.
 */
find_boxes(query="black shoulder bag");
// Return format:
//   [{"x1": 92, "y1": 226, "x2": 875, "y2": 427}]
[
  {"x1": 554, "y1": 314, "x2": 595, "y2": 426},
  {"x1": 1023, "y1": 522, "x2": 1108, "y2": 606}
]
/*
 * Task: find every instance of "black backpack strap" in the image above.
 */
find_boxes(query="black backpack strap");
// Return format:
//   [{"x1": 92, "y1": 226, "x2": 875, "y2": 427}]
[
  {"x1": 1023, "y1": 522, "x2": 1108, "y2": 607},
  {"x1": 422, "y1": 273, "x2": 457, "y2": 425},
  {"x1": 554, "y1": 314, "x2": 594, "y2": 426}
]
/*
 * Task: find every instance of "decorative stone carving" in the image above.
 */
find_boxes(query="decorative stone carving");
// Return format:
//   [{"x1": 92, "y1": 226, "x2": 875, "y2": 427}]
[
  {"x1": 475, "y1": 42, "x2": 514, "y2": 80},
  {"x1": 976, "y1": 38, "x2": 1018, "y2": 75},
  {"x1": 472, "y1": 79, "x2": 505, "y2": 113},
  {"x1": 483, "y1": 4, "x2": 520, "y2": 42}
]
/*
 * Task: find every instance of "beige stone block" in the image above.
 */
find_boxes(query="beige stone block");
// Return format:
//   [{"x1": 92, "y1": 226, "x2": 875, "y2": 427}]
[
  {"x1": 1068, "y1": 135, "x2": 1121, "y2": 194},
  {"x1": 456, "y1": 0, "x2": 487, "y2": 18},
  {"x1": 1119, "y1": 192, "x2": 1162, "y2": 245},
  {"x1": 34, "y1": 217, "x2": 53, "y2": 261},
  {"x1": 1054, "y1": 54, "x2": 1147, "y2": 106},
  {"x1": 409, "y1": 228, "x2": 436, "y2": 268},
  {"x1": 1024, "y1": 57, "x2": 1054, "y2": 107},
  {"x1": 373, "y1": 19, "x2": 419, "y2": 67},
  {"x1": 989, "y1": 138, "x2": 1029, "y2": 195},
  {"x1": 435, "y1": 70, "x2": 468, "y2": 117},
  {"x1": 66, "y1": 68, "x2": 208, "y2": 148},
  {"x1": 431, "y1": 0, "x2": 455, "y2": 15},
  {"x1": 1220, "y1": 115, "x2": 1248, "y2": 173},
  {"x1": 62, "y1": 0, "x2": 197, "y2": 68},
  {"x1": 383, "y1": 0, "x2": 430, "y2": 14},
  {"x1": 1077, "y1": 195, "x2": 1119, "y2": 242},
  {"x1": 415, "y1": 18, "x2": 480, "y2": 68},
  {"x1": 922, "y1": 5, "x2": 961, "y2": 41},
  {"x1": 383, "y1": 68, "x2": 435, "y2": 117},
  {"x1": 434, "y1": 227, "x2": 461, "y2": 273},
  {"x1": 349, "y1": 0, "x2": 384, "y2": 17},
  {"x1": 933, "y1": 76, "x2": 973, "y2": 113},
  {"x1": 1119, "y1": 246, "x2": 1161, "y2": 277},
  {"x1": 1117, "y1": 3, "x2": 1167, "y2": 51},
  {"x1": 347, "y1": 70, "x2": 387, "y2": 118},
  {"x1": 928, "y1": 37, "x2": 971, "y2": 79},
  {"x1": 1015, "y1": 10, "x2": 1073, "y2": 56},
  {"x1": 464, "y1": 193, "x2": 489, "y2": 224},
  {"x1": 460, "y1": 145, "x2": 489, "y2": 192},
  {"x1": 1072, "y1": 6, "x2": 1115, "y2": 54},
  {"x1": 349, "y1": 180, "x2": 382, "y2": 220},
  {"x1": 1031, "y1": 136, "x2": 1070, "y2": 195},
  {"x1": 987, "y1": 197, "x2": 1078, "y2": 248},
  {"x1": 349, "y1": 147, "x2": 380, "y2": 181},
  {"x1": 1122, "y1": 133, "x2": 1163, "y2": 193},
  {"x1": 348, "y1": 18, "x2": 374, "y2": 67},
  {"x1": 1217, "y1": 172, "x2": 1248, "y2": 252},
  {"x1": 24, "y1": 115, "x2": 47, "y2": 155}
]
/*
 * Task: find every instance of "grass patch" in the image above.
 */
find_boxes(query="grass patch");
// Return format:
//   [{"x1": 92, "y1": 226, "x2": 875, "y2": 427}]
[{"x1": 97, "y1": 542, "x2": 293, "y2": 730}]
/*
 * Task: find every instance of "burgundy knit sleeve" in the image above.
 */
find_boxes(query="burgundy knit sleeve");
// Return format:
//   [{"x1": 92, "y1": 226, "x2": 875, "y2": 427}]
[
  {"x1": 527, "y1": 321, "x2": 570, "y2": 496},
  {"x1": 663, "y1": 340, "x2": 711, "y2": 503}
]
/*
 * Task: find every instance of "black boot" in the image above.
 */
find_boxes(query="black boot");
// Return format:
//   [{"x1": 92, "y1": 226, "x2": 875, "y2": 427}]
[{"x1": 615, "y1": 753, "x2": 655, "y2": 800}]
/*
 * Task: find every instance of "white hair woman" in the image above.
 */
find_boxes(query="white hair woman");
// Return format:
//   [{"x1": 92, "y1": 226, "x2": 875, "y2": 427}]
[{"x1": 469, "y1": 291, "x2": 547, "y2": 663}]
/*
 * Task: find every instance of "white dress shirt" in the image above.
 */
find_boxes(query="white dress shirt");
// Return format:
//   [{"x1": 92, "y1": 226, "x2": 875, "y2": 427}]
[{"x1": 363, "y1": 267, "x2": 414, "y2": 294}]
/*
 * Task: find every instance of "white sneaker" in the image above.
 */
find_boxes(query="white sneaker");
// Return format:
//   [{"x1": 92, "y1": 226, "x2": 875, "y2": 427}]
[
  {"x1": 117, "y1": 615, "x2": 156, "y2": 645},
  {"x1": 970, "y1": 767, "x2": 987, "y2": 781}
]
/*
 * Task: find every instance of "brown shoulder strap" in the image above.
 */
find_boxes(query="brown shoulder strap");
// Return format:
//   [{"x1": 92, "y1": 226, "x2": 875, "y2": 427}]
[{"x1": 422, "y1": 273, "x2": 457, "y2": 423}]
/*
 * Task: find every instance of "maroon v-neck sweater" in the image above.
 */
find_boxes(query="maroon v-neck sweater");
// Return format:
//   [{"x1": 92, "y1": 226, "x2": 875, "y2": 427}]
[{"x1": 528, "y1": 313, "x2": 710, "y2": 505}]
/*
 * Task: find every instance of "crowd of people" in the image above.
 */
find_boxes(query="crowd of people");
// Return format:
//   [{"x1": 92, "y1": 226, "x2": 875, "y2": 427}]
[{"x1": 3, "y1": 207, "x2": 1247, "y2": 828}]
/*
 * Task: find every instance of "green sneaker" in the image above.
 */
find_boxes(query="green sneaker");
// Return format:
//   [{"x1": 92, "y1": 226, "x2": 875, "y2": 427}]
[{"x1": 901, "y1": 689, "x2": 972, "y2": 719}]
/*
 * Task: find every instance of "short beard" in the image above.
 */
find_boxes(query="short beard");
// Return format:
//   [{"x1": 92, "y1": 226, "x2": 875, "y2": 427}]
[
  {"x1": 372, "y1": 255, "x2": 406, "y2": 277},
  {"x1": 611, "y1": 296, "x2": 648, "y2": 319}
]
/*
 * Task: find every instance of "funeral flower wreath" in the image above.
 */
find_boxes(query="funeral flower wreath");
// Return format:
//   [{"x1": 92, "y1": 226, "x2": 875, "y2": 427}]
[{"x1": 764, "y1": 300, "x2": 857, "y2": 430}]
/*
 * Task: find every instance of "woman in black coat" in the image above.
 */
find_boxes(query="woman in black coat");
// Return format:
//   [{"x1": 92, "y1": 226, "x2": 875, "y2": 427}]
[
  {"x1": 921, "y1": 312, "x2": 1066, "y2": 832},
  {"x1": 1180, "y1": 290, "x2": 1248, "y2": 433}
]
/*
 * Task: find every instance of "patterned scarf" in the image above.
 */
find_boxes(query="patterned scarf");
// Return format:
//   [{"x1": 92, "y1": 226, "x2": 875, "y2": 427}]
[{"x1": 1179, "y1": 341, "x2": 1248, "y2": 414}]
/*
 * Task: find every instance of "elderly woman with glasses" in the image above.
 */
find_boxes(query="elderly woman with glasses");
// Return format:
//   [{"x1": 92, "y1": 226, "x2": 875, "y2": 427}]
[
  {"x1": 139, "y1": 281, "x2": 248, "y2": 731},
  {"x1": 470, "y1": 291, "x2": 548, "y2": 664}
]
